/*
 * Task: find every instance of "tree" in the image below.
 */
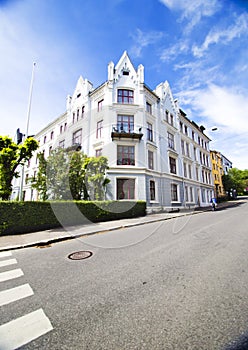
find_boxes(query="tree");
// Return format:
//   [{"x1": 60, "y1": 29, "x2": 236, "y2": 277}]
[
  {"x1": 222, "y1": 167, "x2": 247, "y2": 196},
  {"x1": 84, "y1": 156, "x2": 110, "y2": 200},
  {"x1": 31, "y1": 153, "x2": 48, "y2": 201},
  {"x1": 32, "y1": 148, "x2": 109, "y2": 201},
  {"x1": 0, "y1": 136, "x2": 38, "y2": 200}
]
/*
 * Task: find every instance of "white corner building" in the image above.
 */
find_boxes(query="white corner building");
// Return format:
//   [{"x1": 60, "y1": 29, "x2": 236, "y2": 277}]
[{"x1": 12, "y1": 51, "x2": 214, "y2": 211}]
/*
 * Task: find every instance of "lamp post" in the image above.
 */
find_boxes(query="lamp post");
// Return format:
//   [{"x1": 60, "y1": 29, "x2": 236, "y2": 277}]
[{"x1": 19, "y1": 62, "x2": 36, "y2": 201}]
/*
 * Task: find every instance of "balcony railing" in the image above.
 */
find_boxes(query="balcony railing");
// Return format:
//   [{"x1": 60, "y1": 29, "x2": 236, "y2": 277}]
[{"x1": 111, "y1": 124, "x2": 143, "y2": 141}]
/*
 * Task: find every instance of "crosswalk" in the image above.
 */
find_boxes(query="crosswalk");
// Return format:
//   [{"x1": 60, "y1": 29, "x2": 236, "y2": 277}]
[{"x1": 0, "y1": 251, "x2": 53, "y2": 350}]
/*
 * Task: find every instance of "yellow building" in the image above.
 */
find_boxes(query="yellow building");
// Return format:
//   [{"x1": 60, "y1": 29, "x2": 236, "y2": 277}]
[{"x1": 210, "y1": 150, "x2": 225, "y2": 198}]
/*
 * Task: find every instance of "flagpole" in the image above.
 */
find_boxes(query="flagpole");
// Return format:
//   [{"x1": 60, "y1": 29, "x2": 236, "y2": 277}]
[{"x1": 19, "y1": 62, "x2": 36, "y2": 201}]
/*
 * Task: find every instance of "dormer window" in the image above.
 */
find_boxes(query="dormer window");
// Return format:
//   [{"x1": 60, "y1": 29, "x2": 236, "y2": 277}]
[{"x1": 122, "y1": 63, "x2": 130, "y2": 76}]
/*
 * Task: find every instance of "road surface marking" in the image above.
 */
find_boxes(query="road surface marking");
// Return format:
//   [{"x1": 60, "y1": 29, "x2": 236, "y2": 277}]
[
  {"x1": 0, "y1": 308, "x2": 53, "y2": 350},
  {"x1": 0, "y1": 284, "x2": 34, "y2": 307},
  {"x1": 0, "y1": 252, "x2": 12, "y2": 258},
  {"x1": 0, "y1": 259, "x2": 17, "y2": 268},
  {"x1": 0, "y1": 269, "x2": 24, "y2": 282}
]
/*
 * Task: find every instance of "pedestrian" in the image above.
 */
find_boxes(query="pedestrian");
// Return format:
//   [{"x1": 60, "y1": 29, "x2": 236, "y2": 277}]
[{"x1": 210, "y1": 197, "x2": 217, "y2": 211}]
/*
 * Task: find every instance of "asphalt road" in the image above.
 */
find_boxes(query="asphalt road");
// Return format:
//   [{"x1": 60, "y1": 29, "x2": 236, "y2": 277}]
[{"x1": 1, "y1": 199, "x2": 248, "y2": 349}]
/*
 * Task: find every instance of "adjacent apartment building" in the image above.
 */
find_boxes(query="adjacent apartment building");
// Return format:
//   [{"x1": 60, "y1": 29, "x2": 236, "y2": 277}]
[
  {"x1": 12, "y1": 51, "x2": 214, "y2": 211},
  {"x1": 210, "y1": 150, "x2": 232, "y2": 198}
]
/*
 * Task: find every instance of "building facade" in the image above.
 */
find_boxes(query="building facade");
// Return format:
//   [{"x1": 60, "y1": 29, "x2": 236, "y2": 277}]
[
  {"x1": 210, "y1": 150, "x2": 225, "y2": 198},
  {"x1": 12, "y1": 51, "x2": 215, "y2": 210}
]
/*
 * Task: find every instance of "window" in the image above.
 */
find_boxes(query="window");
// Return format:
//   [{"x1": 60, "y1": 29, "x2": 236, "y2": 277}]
[
  {"x1": 117, "y1": 179, "x2": 135, "y2": 199},
  {"x1": 117, "y1": 146, "x2": 135, "y2": 165},
  {"x1": 59, "y1": 140, "x2": 65, "y2": 148},
  {"x1": 183, "y1": 162, "x2": 187, "y2": 177},
  {"x1": 171, "y1": 184, "x2": 178, "y2": 201},
  {"x1": 117, "y1": 89, "x2": 134, "y2": 104},
  {"x1": 165, "y1": 110, "x2": 169, "y2": 122},
  {"x1": 170, "y1": 114, "x2": 174, "y2": 126},
  {"x1": 95, "y1": 149, "x2": 102, "y2": 157},
  {"x1": 146, "y1": 102, "x2": 152, "y2": 114},
  {"x1": 64, "y1": 123, "x2": 67, "y2": 132},
  {"x1": 186, "y1": 143, "x2": 190, "y2": 157},
  {"x1": 180, "y1": 121, "x2": 183, "y2": 132},
  {"x1": 192, "y1": 131, "x2": 195, "y2": 141},
  {"x1": 148, "y1": 150, "x2": 154, "y2": 169},
  {"x1": 189, "y1": 187, "x2": 194, "y2": 202},
  {"x1": 181, "y1": 140, "x2": 185, "y2": 155},
  {"x1": 49, "y1": 146, "x2": 52, "y2": 155},
  {"x1": 184, "y1": 125, "x2": 188, "y2": 135},
  {"x1": 77, "y1": 109, "x2": 80, "y2": 121},
  {"x1": 196, "y1": 167, "x2": 199, "y2": 181},
  {"x1": 169, "y1": 156, "x2": 177, "y2": 174},
  {"x1": 168, "y1": 132, "x2": 174, "y2": 150},
  {"x1": 185, "y1": 186, "x2": 189, "y2": 202},
  {"x1": 194, "y1": 147, "x2": 197, "y2": 161},
  {"x1": 96, "y1": 120, "x2": 103, "y2": 139},
  {"x1": 50, "y1": 131, "x2": 54, "y2": 140},
  {"x1": 43, "y1": 135, "x2": 47, "y2": 144},
  {"x1": 117, "y1": 115, "x2": 134, "y2": 133},
  {"x1": 72, "y1": 113, "x2": 75, "y2": 124},
  {"x1": 82, "y1": 106, "x2": 85, "y2": 118},
  {"x1": 147, "y1": 123, "x2": 153, "y2": 142},
  {"x1": 72, "y1": 129, "x2": 82, "y2": 145},
  {"x1": 188, "y1": 164, "x2": 192, "y2": 179},
  {"x1": 25, "y1": 174, "x2": 29, "y2": 184},
  {"x1": 98, "y1": 99, "x2": 104, "y2": 112},
  {"x1": 150, "y1": 180, "x2": 155, "y2": 200}
]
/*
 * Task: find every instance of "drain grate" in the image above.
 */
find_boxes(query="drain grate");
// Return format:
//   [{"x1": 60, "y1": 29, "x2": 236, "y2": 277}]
[{"x1": 68, "y1": 251, "x2": 93, "y2": 260}]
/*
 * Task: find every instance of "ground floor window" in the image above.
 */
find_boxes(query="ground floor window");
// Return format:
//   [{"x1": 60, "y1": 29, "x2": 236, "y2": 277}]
[
  {"x1": 117, "y1": 178, "x2": 135, "y2": 199},
  {"x1": 171, "y1": 184, "x2": 178, "y2": 201},
  {"x1": 150, "y1": 180, "x2": 155, "y2": 200}
]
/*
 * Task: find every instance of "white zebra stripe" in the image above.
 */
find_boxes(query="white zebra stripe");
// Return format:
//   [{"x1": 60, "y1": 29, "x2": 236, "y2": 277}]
[
  {"x1": 0, "y1": 308, "x2": 53, "y2": 350},
  {"x1": 0, "y1": 259, "x2": 17, "y2": 268},
  {"x1": 0, "y1": 252, "x2": 12, "y2": 258},
  {"x1": 0, "y1": 269, "x2": 23, "y2": 282},
  {"x1": 0, "y1": 284, "x2": 34, "y2": 307}
]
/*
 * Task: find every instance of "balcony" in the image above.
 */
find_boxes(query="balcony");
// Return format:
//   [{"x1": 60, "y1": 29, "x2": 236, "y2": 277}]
[{"x1": 111, "y1": 124, "x2": 143, "y2": 141}]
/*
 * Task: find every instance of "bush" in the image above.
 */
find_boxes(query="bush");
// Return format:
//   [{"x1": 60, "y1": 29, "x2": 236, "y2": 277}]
[{"x1": 0, "y1": 200, "x2": 146, "y2": 235}]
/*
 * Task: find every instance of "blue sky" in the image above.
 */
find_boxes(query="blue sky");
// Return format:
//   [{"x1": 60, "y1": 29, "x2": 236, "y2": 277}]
[{"x1": 0, "y1": 0, "x2": 248, "y2": 169}]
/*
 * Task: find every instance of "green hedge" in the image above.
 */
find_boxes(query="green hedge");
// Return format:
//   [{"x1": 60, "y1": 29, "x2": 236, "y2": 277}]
[{"x1": 0, "y1": 200, "x2": 146, "y2": 235}]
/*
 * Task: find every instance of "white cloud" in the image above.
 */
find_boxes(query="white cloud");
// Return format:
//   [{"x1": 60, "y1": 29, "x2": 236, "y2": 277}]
[
  {"x1": 159, "y1": 0, "x2": 220, "y2": 32},
  {"x1": 192, "y1": 13, "x2": 248, "y2": 57},
  {"x1": 177, "y1": 84, "x2": 248, "y2": 169},
  {"x1": 160, "y1": 40, "x2": 189, "y2": 61},
  {"x1": 130, "y1": 28, "x2": 164, "y2": 58}
]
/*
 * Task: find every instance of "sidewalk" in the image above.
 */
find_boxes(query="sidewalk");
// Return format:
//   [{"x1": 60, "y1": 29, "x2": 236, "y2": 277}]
[{"x1": 0, "y1": 200, "x2": 243, "y2": 252}]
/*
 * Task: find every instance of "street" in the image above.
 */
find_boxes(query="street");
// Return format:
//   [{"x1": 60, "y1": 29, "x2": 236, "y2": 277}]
[{"x1": 0, "y1": 199, "x2": 248, "y2": 349}]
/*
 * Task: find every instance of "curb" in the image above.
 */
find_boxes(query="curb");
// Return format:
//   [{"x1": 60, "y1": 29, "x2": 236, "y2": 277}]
[{"x1": 0, "y1": 209, "x2": 206, "y2": 252}]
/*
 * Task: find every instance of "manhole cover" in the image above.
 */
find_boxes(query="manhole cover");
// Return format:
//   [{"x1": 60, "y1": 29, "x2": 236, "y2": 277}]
[{"x1": 68, "y1": 251, "x2": 93, "y2": 260}]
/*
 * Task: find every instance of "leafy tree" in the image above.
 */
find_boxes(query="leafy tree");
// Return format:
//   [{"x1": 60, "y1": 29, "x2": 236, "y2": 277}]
[
  {"x1": 68, "y1": 151, "x2": 88, "y2": 200},
  {"x1": 0, "y1": 136, "x2": 38, "y2": 200},
  {"x1": 84, "y1": 156, "x2": 110, "y2": 200},
  {"x1": 31, "y1": 153, "x2": 48, "y2": 201},
  {"x1": 32, "y1": 148, "x2": 109, "y2": 201},
  {"x1": 222, "y1": 167, "x2": 247, "y2": 196}
]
